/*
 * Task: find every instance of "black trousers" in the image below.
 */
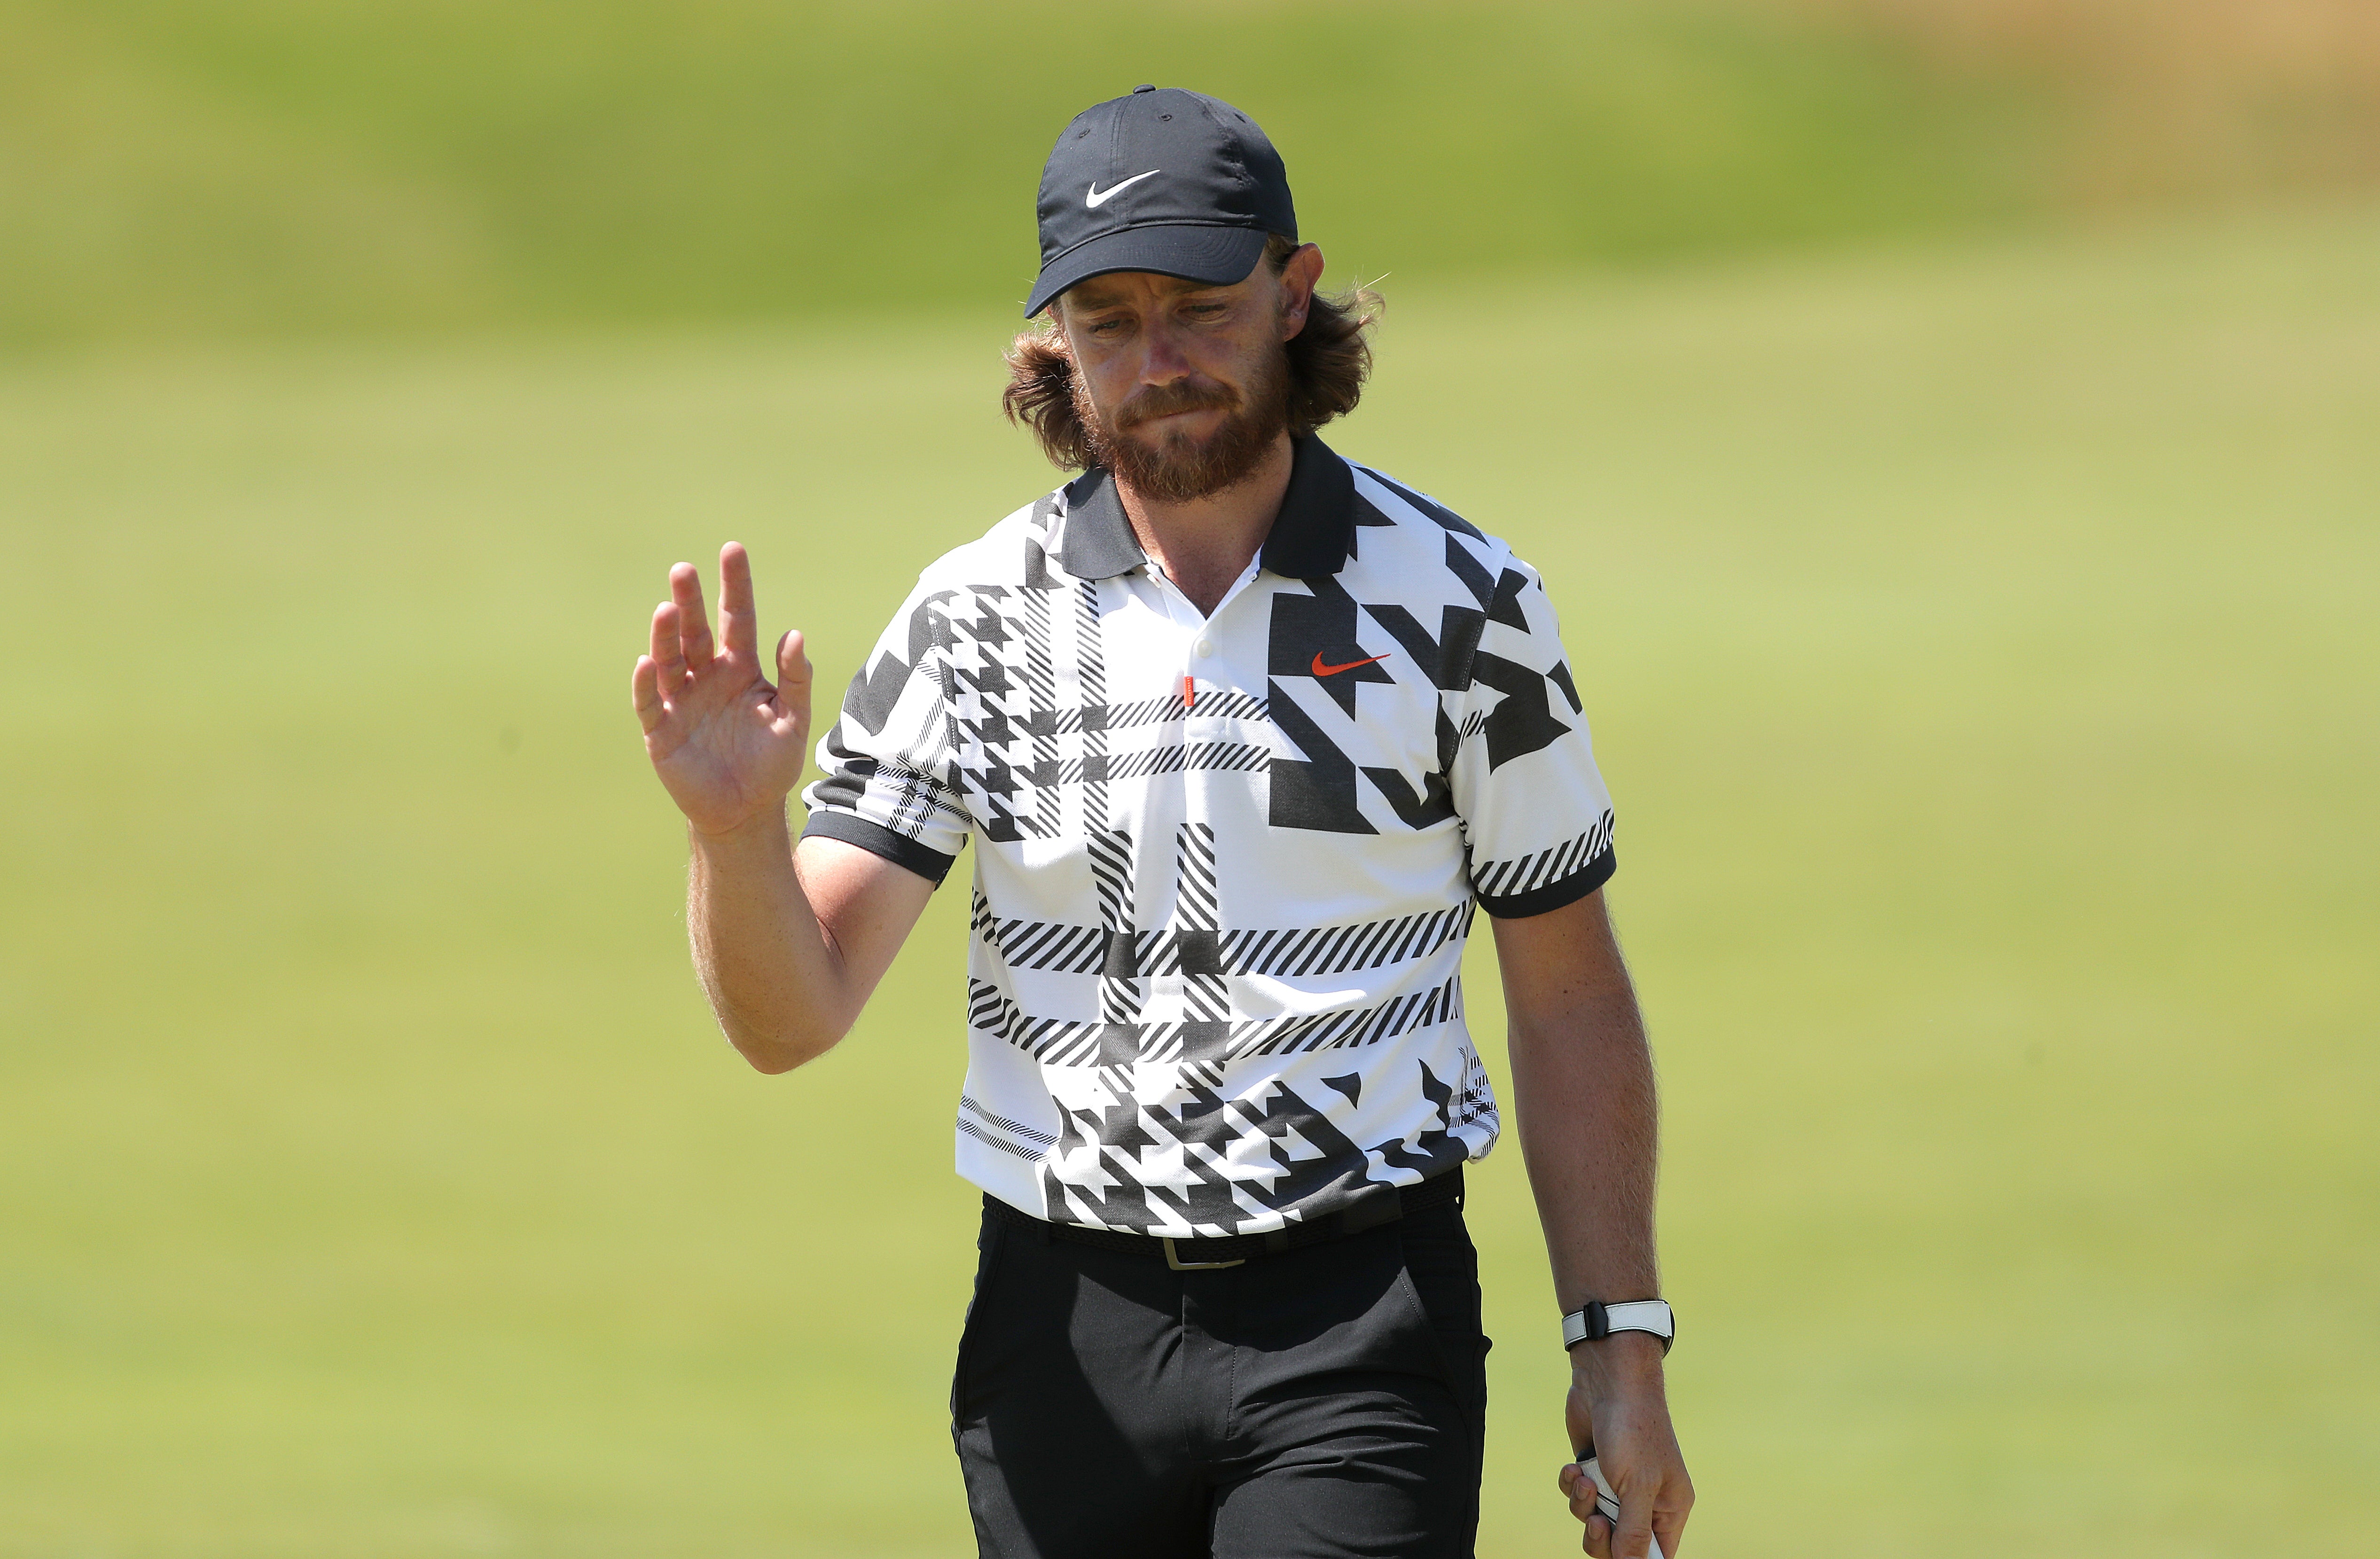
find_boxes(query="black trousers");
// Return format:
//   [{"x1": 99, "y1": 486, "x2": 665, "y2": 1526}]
[{"x1": 951, "y1": 1195, "x2": 1491, "y2": 1559}]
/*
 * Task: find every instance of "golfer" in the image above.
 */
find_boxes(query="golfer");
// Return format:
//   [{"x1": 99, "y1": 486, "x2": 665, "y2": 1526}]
[{"x1": 633, "y1": 86, "x2": 1691, "y2": 1559}]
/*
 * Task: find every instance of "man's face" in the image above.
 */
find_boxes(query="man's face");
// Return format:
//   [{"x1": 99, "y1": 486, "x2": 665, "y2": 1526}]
[{"x1": 1053, "y1": 245, "x2": 1323, "y2": 502}]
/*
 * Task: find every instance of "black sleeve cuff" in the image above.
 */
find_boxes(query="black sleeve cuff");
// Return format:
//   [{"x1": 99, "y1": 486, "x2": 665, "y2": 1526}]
[
  {"x1": 800, "y1": 810, "x2": 959, "y2": 886},
  {"x1": 1475, "y1": 845, "x2": 1615, "y2": 919}
]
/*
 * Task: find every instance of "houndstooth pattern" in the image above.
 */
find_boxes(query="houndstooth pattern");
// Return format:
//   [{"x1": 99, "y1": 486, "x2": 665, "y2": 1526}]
[{"x1": 801, "y1": 442, "x2": 1616, "y2": 1234}]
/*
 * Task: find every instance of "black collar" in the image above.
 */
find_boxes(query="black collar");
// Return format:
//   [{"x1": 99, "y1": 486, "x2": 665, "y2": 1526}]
[{"x1": 1049, "y1": 433, "x2": 1359, "y2": 583}]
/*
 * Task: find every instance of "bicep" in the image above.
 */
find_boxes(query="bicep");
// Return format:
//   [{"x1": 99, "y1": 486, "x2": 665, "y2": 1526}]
[
  {"x1": 1488, "y1": 887, "x2": 1635, "y2": 1032},
  {"x1": 794, "y1": 835, "x2": 939, "y2": 1005}
]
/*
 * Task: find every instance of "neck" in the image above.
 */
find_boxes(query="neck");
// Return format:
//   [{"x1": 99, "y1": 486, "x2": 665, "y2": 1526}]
[{"x1": 1112, "y1": 431, "x2": 1295, "y2": 616}]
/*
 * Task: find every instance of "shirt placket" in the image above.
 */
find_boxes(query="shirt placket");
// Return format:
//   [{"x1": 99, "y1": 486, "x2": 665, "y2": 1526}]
[
  {"x1": 1142, "y1": 562, "x2": 1261, "y2": 1076},
  {"x1": 1146, "y1": 559, "x2": 1260, "y2": 710}
]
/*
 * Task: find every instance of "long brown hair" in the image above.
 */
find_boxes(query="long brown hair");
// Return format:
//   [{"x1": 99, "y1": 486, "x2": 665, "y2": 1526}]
[{"x1": 1002, "y1": 235, "x2": 1383, "y2": 471}]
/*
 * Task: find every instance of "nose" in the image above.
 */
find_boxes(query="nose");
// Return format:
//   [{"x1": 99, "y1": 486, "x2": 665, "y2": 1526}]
[{"x1": 1139, "y1": 318, "x2": 1194, "y2": 384}]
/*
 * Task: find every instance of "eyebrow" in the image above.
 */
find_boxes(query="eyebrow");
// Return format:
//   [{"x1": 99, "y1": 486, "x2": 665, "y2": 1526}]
[{"x1": 1070, "y1": 275, "x2": 1227, "y2": 310}]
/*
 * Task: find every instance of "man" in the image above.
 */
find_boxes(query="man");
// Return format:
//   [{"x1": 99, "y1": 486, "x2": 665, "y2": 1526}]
[{"x1": 632, "y1": 86, "x2": 1691, "y2": 1559}]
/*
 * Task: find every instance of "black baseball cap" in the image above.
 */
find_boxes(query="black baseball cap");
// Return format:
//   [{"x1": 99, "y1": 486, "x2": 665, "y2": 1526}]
[{"x1": 1025, "y1": 85, "x2": 1298, "y2": 318}]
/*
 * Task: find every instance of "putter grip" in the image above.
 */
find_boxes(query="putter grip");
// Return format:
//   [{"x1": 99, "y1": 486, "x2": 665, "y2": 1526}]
[{"x1": 1581, "y1": 1457, "x2": 1665, "y2": 1559}]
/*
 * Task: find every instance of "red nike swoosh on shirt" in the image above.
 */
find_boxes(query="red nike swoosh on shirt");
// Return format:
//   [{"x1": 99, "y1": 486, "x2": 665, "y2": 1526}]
[{"x1": 1311, "y1": 651, "x2": 1391, "y2": 678}]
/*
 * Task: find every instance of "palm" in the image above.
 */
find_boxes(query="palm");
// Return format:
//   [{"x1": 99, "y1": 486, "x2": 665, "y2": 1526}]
[{"x1": 632, "y1": 543, "x2": 814, "y2": 837}]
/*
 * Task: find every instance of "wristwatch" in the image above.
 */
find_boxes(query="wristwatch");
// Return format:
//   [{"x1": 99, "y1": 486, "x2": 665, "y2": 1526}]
[{"x1": 1562, "y1": 1299, "x2": 1675, "y2": 1355}]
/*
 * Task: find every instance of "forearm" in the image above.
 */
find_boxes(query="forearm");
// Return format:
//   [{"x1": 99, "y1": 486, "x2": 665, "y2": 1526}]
[
  {"x1": 1507, "y1": 976, "x2": 1671, "y2": 1434},
  {"x1": 1505, "y1": 978, "x2": 1661, "y2": 1313},
  {"x1": 686, "y1": 807, "x2": 858, "y2": 1072},
  {"x1": 1493, "y1": 891, "x2": 1678, "y2": 1433}
]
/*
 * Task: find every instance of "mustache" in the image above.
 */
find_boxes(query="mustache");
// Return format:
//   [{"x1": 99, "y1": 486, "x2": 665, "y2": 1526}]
[{"x1": 1113, "y1": 379, "x2": 1240, "y2": 430}]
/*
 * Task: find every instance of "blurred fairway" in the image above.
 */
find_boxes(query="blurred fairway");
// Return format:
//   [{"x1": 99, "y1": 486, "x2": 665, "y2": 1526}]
[
  {"x1": 0, "y1": 0, "x2": 2011, "y2": 343},
  {"x1": 12, "y1": 0, "x2": 2378, "y2": 347},
  {"x1": 3, "y1": 205, "x2": 2377, "y2": 1556}
]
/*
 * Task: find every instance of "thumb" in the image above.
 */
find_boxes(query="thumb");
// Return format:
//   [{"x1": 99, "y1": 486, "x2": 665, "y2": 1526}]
[
  {"x1": 1614, "y1": 1482, "x2": 1658, "y2": 1559},
  {"x1": 775, "y1": 628, "x2": 813, "y2": 717}
]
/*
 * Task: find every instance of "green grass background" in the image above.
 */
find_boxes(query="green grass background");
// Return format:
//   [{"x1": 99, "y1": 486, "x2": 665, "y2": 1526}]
[
  {"x1": 4, "y1": 203, "x2": 2376, "y2": 1555},
  {"x1": 0, "y1": 0, "x2": 2093, "y2": 345}
]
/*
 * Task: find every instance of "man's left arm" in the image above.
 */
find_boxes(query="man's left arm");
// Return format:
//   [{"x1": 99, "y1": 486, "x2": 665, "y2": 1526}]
[{"x1": 1492, "y1": 887, "x2": 1693, "y2": 1559}]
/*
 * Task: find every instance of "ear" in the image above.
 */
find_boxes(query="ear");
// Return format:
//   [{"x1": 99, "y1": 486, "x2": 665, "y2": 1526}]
[{"x1": 1278, "y1": 243, "x2": 1326, "y2": 341}]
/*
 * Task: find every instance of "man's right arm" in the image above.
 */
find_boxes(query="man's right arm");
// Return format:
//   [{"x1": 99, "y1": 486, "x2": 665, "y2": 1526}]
[{"x1": 634, "y1": 542, "x2": 935, "y2": 1073}]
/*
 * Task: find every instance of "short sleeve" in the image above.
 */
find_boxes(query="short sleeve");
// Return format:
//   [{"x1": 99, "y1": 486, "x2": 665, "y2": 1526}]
[
  {"x1": 799, "y1": 580, "x2": 974, "y2": 884},
  {"x1": 1448, "y1": 556, "x2": 1616, "y2": 917}
]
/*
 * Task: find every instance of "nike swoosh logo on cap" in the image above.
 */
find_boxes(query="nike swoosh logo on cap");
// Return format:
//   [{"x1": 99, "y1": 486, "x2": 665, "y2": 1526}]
[
  {"x1": 1086, "y1": 170, "x2": 1160, "y2": 208},
  {"x1": 1312, "y1": 651, "x2": 1391, "y2": 678}
]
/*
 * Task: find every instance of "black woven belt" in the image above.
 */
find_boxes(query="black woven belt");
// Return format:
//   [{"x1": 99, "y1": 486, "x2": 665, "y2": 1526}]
[{"x1": 985, "y1": 1167, "x2": 1464, "y2": 1270}]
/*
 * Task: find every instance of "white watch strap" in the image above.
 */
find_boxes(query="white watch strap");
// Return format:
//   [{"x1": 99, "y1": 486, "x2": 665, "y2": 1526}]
[{"x1": 1562, "y1": 1299, "x2": 1675, "y2": 1351}]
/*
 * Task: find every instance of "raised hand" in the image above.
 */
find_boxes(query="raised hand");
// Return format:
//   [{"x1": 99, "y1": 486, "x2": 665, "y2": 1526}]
[{"x1": 632, "y1": 542, "x2": 814, "y2": 837}]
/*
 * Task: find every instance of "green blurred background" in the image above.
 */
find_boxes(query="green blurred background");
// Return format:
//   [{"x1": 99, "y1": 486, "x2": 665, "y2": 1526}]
[{"x1": 2, "y1": 2, "x2": 2374, "y2": 1555}]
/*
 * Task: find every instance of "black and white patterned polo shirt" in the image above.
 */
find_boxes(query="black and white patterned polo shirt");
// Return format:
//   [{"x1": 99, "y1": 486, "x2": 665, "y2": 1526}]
[{"x1": 801, "y1": 435, "x2": 1616, "y2": 1236}]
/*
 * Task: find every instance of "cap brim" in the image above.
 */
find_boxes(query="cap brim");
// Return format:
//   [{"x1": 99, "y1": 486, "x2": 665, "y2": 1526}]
[{"x1": 1025, "y1": 224, "x2": 1270, "y2": 317}]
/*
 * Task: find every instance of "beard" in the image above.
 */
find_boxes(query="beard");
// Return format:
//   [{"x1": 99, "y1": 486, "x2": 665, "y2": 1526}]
[{"x1": 1073, "y1": 345, "x2": 1292, "y2": 503}]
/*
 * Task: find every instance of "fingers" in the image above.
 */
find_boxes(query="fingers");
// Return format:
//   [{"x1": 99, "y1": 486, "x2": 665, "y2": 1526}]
[
  {"x1": 632, "y1": 654, "x2": 665, "y2": 733},
  {"x1": 774, "y1": 627, "x2": 811, "y2": 713},
  {"x1": 1560, "y1": 1465, "x2": 1610, "y2": 1556},
  {"x1": 718, "y1": 541, "x2": 759, "y2": 659},
  {"x1": 670, "y1": 561, "x2": 715, "y2": 669},
  {"x1": 1559, "y1": 1462, "x2": 1609, "y2": 1555},
  {"x1": 650, "y1": 601, "x2": 687, "y2": 691}
]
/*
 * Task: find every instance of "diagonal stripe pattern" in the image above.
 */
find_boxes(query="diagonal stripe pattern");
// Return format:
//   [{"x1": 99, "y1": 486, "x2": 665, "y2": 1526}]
[
  {"x1": 967, "y1": 972, "x2": 1463, "y2": 1067},
  {"x1": 1472, "y1": 807, "x2": 1614, "y2": 901},
  {"x1": 975, "y1": 901, "x2": 1475, "y2": 978}
]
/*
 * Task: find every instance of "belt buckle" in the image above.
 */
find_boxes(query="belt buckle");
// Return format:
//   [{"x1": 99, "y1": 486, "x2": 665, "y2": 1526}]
[{"x1": 1163, "y1": 1237, "x2": 1245, "y2": 1271}]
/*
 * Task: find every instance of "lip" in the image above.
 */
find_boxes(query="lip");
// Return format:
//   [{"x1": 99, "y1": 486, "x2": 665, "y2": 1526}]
[{"x1": 1129, "y1": 404, "x2": 1228, "y2": 430}]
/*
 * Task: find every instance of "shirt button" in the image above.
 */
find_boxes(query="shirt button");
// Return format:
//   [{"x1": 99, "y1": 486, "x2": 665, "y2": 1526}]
[{"x1": 1194, "y1": 638, "x2": 1214, "y2": 658}]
